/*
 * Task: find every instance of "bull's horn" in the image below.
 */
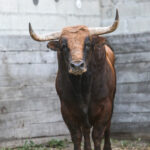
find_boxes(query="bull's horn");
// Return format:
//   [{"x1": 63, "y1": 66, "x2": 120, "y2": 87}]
[
  {"x1": 29, "y1": 23, "x2": 61, "y2": 41},
  {"x1": 89, "y1": 9, "x2": 119, "y2": 35}
]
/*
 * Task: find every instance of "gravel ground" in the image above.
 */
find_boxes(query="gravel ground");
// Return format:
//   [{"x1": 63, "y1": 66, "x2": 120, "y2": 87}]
[
  {"x1": 0, "y1": 138, "x2": 149, "y2": 150},
  {"x1": 6, "y1": 138, "x2": 149, "y2": 150},
  {"x1": 110, "y1": 139, "x2": 150, "y2": 150}
]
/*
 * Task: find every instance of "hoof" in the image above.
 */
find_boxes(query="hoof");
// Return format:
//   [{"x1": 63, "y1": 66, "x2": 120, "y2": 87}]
[{"x1": 103, "y1": 146, "x2": 112, "y2": 150}]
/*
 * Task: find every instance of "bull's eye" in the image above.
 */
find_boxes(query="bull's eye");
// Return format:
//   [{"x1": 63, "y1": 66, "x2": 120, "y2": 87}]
[
  {"x1": 84, "y1": 37, "x2": 91, "y2": 51},
  {"x1": 61, "y1": 43, "x2": 67, "y2": 50},
  {"x1": 60, "y1": 38, "x2": 68, "y2": 51},
  {"x1": 85, "y1": 42, "x2": 91, "y2": 49},
  {"x1": 84, "y1": 42, "x2": 91, "y2": 52}
]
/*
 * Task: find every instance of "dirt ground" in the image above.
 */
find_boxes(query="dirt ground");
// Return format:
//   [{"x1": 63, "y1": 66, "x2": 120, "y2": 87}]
[
  {"x1": 64, "y1": 139, "x2": 150, "y2": 150},
  {"x1": 5, "y1": 138, "x2": 149, "y2": 150}
]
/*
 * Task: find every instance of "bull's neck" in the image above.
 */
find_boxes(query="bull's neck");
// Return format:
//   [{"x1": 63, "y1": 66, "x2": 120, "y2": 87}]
[
  {"x1": 91, "y1": 45, "x2": 107, "y2": 72},
  {"x1": 58, "y1": 59, "x2": 92, "y2": 96},
  {"x1": 57, "y1": 48, "x2": 107, "y2": 94},
  {"x1": 69, "y1": 72, "x2": 91, "y2": 94}
]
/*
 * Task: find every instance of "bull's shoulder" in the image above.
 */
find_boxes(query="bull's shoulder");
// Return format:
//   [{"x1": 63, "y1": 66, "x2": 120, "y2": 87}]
[
  {"x1": 105, "y1": 45, "x2": 115, "y2": 78},
  {"x1": 92, "y1": 36, "x2": 115, "y2": 66},
  {"x1": 92, "y1": 36, "x2": 106, "y2": 46},
  {"x1": 105, "y1": 45, "x2": 115, "y2": 66}
]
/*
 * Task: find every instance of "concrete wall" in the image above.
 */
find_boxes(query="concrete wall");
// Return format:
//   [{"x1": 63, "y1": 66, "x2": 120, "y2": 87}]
[
  {"x1": 108, "y1": 33, "x2": 150, "y2": 139},
  {"x1": 99, "y1": 0, "x2": 150, "y2": 34},
  {"x1": 0, "y1": 0, "x2": 150, "y2": 148},
  {"x1": 1, "y1": 33, "x2": 150, "y2": 148},
  {"x1": 0, "y1": 0, "x2": 100, "y2": 35},
  {"x1": 2, "y1": 0, "x2": 100, "y2": 147},
  {"x1": 0, "y1": 0, "x2": 150, "y2": 35}
]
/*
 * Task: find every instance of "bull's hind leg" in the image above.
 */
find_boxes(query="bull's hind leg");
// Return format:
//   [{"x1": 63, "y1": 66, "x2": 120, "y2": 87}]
[
  {"x1": 83, "y1": 127, "x2": 92, "y2": 150},
  {"x1": 103, "y1": 122, "x2": 112, "y2": 150}
]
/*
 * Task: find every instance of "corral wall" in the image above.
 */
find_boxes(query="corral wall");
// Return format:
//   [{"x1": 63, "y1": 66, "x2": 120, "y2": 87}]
[
  {"x1": 0, "y1": 0, "x2": 150, "y2": 147},
  {"x1": 0, "y1": 33, "x2": 150, "y2": 147},
  {"x1": 0, "y1": 0, "x2": 150, "y2": 35},
  {"x1": 0, "y1": 0, "x2": 100, "y2": 35}
]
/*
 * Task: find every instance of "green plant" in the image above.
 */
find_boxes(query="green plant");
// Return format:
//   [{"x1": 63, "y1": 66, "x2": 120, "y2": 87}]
[
  {"x1": 0, "y1": 148, "x2": 12, "y2": 150},
  {"x1": 17, "y1": 140, "x2": 36, "y2": 150},
  {"x1": 48, "y1": 139, "x2": 69, "y2": 149},
  {"x1": 120, "y1": 140, "x2": 129, "y2": 148}
]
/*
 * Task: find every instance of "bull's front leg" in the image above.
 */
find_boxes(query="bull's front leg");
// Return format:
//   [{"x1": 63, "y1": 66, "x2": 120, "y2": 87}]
[
  {"x1": 83, "y1": 127, "x2": 92, "y2": 150},
  {"x1": 90, "y1": 98, "x2": 113, "y2": 150},
  {"x1": 61, "y1": 105, "x2": 82, "y2": 150},
  {"x1": 103, "y1": 121, "x2": 112, "y2": 150},
  {"x1": 92, "y1": 123, "x2": 106, "y2": 150},
  {"x1": 70, "y1": 127, "x2": 82, "y2": 150}
]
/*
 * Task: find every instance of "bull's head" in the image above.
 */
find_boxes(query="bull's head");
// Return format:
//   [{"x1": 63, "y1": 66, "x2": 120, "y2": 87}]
[{"x1": 29, "y1": 9, "x2": 119, "y2": 75}]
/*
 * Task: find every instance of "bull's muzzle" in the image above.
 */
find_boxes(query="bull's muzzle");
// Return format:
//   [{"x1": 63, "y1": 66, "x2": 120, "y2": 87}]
[{"x1": 69, "y1": 60, "x2": 87, "y2": 75}]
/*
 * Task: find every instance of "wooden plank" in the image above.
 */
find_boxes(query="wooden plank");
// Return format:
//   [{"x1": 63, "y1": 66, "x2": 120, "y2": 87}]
[
  {"x1": 115, "y1": 93, "x2": 150, "y2": 103},
  {"x1": 110, "y1": 42, "x2": 150, "y2": 54},
  {"x1": 116, "y1": 52, "x2": 150, "y2": 64},
  {"x1": 0, "y1": 36, "x2": 49, "y2": 51},
  {"x1": 0, "y1": 121, "x2": 68, "y2": 140},
  {"x1": 116, "y1": 82, "x2": 150, "y2": 94},
  {"x1": 112, "y1": 112, "x2": 150, "y2": 123},
  {"x1": 0, "y1": 97, "x2": 60, "y2": 113},
  {"x1": 0, "y1": 109, "x2": 62, "y2": 130},
  {"x1": 111, "y1": 122, "x2": 150, "y2": 133},
  {"x1": 0, "y1": 51, "x2": 150, "y2": 65},
  {"x1": 0, "y1": 75, "x2": 56, "y2": 87},
  {"x1": 0, "y1": 50, "x2": 150, "y2": 69},
  {"x1": 117, "y1": 71, "x2": 150, "y2": 83},
  {"x1": 0, "y1": 85, "x2": 57, "y2": 100},
  {"x1": 107, "y1": 32, "x2": 150, "y2": 54},
  {"x1": 113, "y1": 102, "x2": 150, "y2": 113},
  {"x1": 0, "y1": 33, "x2": 149, "y2": 53},
  {"x1": 107, "y1": 32, "x2": 150, "y2": 44},
  {"x1": 0, "y1": 51, "x2": 57, "y2": 64},
  {"x1": 116, "y1": 62, "x2": 150, "y2": 83},
  {"x1": 116, "y1": 62, "x2": 150, "y2": 72},
  {"x1": 0, "y1": 63, "x2": 149, "y2": 85},
  {"x1": 0, "y1": 64, "x2": 57, "y2": 77}
]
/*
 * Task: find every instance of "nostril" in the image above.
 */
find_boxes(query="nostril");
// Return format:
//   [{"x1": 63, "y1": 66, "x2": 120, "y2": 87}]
[
  {"x1": 70, "y1": 61, "x2": 85, "y2": 69},
  {"x1": 71, "y1": 63, "x2": 75, "y2": 69},
  {"x1": 80, "y1": 62, "x2": 84, "y2": 68}
]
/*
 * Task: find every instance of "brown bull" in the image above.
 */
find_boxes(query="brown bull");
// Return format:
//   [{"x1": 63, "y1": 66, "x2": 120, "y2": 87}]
[{"x1": 29, "y1": 9, "x2": 119, "y2": 150}]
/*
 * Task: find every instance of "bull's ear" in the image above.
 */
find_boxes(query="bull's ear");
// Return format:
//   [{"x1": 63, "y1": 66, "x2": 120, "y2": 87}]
[
  {"x1": 91, "y1": 35, "x2": 106, "y2": 47},
  {"x1": 47, "y1": 40, "x2": 60, "y2": 51}
]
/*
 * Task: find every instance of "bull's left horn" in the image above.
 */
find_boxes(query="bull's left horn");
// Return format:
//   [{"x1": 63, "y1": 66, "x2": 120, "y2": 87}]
[
  {"x1": 29, "y1": 23, "x2": 61, "y2": 41},
  {"x1": 89, "y1": 9, "x2": 119, "y2": 35}
]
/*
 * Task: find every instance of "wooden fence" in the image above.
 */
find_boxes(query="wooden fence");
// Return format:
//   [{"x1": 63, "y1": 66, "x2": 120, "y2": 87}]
[{"x1": 0, "y1": 32, "x2": 149, "y2": 147}]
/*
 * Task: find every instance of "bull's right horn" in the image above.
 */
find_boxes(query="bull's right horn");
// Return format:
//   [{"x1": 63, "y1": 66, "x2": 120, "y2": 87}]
[{"x1": 29, "y1": 23, "x2": 61, "y2": 41}]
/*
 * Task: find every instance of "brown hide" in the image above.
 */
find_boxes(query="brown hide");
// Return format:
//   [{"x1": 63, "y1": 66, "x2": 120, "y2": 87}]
[
  {"x1": 105, "y1": 45, "x2": 115, "y2": 66},
  {"x1": 105, "y1": 45, "x2": 115, "y2": 78},
  {"x1": 55, "y1": 32, "x2": 116, "y2": 150},
  {"x1": 61, "y1": 25, "x2": 90, "y2": 62},
  {"x1": 29, "y1": 16, "x2": 119, "y2": 149}
]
